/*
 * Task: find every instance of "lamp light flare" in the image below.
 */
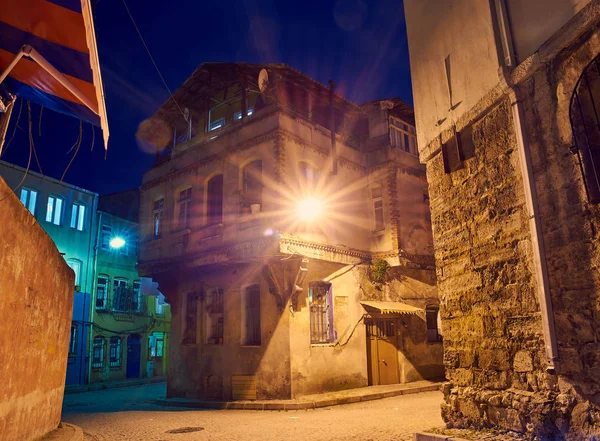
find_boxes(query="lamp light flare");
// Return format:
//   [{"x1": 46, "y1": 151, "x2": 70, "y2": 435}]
[
  {"x1": 296, "y1": 197, "x2": 324, "y2": 222},
  {"x1": 109, "y1": 237, "x2": 126, "y2": 249}
]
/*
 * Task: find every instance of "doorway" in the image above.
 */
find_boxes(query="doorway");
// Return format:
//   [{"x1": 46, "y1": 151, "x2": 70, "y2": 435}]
[
  {"x1": 126, "y1": 334, "x2": 141, "y2": 379},
  {"x1": 366, "y1": 317, "x2": 399, "y2": 385}
]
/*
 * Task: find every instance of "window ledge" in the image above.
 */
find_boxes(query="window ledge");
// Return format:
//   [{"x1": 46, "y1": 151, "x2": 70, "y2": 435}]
[
  {"x1": 241, "y1": 344, "x2": 262, "y2": 348},
  {"x1": 310, "y1": 342, "x2": 336, "y2": 347},
  {"x1": 172, "y1": 228, "x2": 191, "y2": 236}
]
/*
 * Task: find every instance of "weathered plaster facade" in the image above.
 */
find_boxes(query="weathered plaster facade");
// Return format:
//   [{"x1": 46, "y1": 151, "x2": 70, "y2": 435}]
[
  {"x1": 0, "y1": 177, "x2": 74, "y2": 441},
  {"x1": 139, "y1": 63, "x2": 442, "y2": 400},
  {"x1": 405, "y1": 1, "x2": 600, "y2": 439}
]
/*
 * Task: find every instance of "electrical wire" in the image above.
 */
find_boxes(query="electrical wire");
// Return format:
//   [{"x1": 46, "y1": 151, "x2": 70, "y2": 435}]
[
  {"x1": 1, "y1": 97, "x2": 23, "y2": 157},
  {"x1": 121, "y1": 0, "x2": 186, "y2": 120},
  {"x1": 334, "y1": 314, "x2": 366, "y2": 348},
  {"x1": 61, "y1": 120, "x2": 83, "y2": 182},
  {"x1": 28, "y1": 101, "x2": 45, "y2": 178},
  {"x1": 90, "y1": 123, "x2": 96, "y2": 152},
  {"x1": 38, "y1": 105, "x2": 43, "y2": 136}
]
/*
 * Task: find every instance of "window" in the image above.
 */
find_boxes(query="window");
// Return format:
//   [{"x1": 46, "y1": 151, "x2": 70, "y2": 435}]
[
  {"x1": 242, "y1": 285, "x2": 261, "y2": 346},
  {"x1": 118, "y1": 234, "x2": 129, "y2": 256},
  {"x1": 148, "y1": 332, "x2": 164, "y2": 357},
  {"x1": 234, "y1": 108, "x2": 254, "y2": 120},
  {"x1": 207, "y1": 288, "x2": 224, "y2": 345},
  {"x1": 309, "y1": 282, "x2": 335, "y2": 344},
  {"x1": 183, "y1": 292, "x2": 200, "y2": 344},
  {"x1": 389, "y1": 116, "x2": 417, "y2": 154},
  {"x1": 101, "y1": 225, "x2": 112, "y2": 250},
  {"x1": 442, "y1": 126, "x2": 475, "y2": 174},
  {"x1": 109, "y1": 337, "x2": 122, "y2": 368},
  {"x1": 371, "y1": 187, "x2": 384, "y2": 232},
  {"x1": 20, "y1": 188, "x2": 37, "y2": 215},
  {"x1": 66, "y1": 259, "x2": 82, "y2": 288},
  {"x1": 242, "y1": 160, "x2": 262, "y2": 207},
  {"x1": 92, "y1": 337, "x2": 105, "y2": 368},
  {"x1": 570, "y1": 54, "x2": 600, "y2": 202},
  {"x1": 209, "y1": 117, "x2": 225, "y2": 131},
  {"x1": 68, "y1": 325, "x2": 77, "y2": 356},
  {"x1": 177, "y1": 187, "x2": 192, "y2": 228},
  {"x1": 113, "y1": 278, "x2": 129, "y2": 311},
  {"x1": 96, "y1": 275, "x2": 108, "y2": 309},
  {"x1": 298, "y1": 161, "x2": 319, "y2": 191},
  {"x1": 70, "y1": 203, "x2": 86, "y2": 231},
  {"x1": 207, "y1": 174, "x2": 223, "y2": 225},
  {"x1": 426, "y1": 306, "x2": 442, "y2": 342},
  {"x1": 153, "y1": 198, "x2": 164, "y2": 238},
  {"x1": 132, "y1": 280, "x2": 141, "y2": 312},
  {"x1": 46, "y1": 196, "x2": 63, "y2": 225}
]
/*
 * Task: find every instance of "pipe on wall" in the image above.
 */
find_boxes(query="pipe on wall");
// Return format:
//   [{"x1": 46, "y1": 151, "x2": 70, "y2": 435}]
[{"x1": 491, "y1": 0, "x2": 560, "y2": 374}]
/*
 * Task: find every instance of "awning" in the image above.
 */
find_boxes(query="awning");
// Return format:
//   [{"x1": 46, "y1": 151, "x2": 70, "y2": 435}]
[
  {"x1": 0, "y1": 0, "x2": 109, "y2": 149},
  {"x1": 360, "y1": 301, "x2": 423, "y2": 315}
]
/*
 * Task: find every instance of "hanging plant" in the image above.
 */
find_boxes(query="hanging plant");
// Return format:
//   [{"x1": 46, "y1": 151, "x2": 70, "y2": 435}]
[{"x1": 369, "y1": 259, "x2": 390, "y2": 284}]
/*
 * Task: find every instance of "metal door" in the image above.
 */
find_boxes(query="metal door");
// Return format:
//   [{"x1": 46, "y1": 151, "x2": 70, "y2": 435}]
[
  {"x1": 126, "y1": 334, "x2": 141, "y2": 379},
  {"x1": 366, "y1": 318, "x2": 399, "y2": 385}
]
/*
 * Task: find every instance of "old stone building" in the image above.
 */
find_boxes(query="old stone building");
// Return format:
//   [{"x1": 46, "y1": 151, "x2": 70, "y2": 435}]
[
  {"x1": 138, "y1": 63, "x2": 442, "y2": 400},
  {"x1": 404, "y1": 0, "x2": 600, "y2": 439}
]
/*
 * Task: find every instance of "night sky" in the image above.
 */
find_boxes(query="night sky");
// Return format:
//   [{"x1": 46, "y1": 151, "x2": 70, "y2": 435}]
[{"x1": 2, "y1": 0, "x2": 412, "y2": 195}]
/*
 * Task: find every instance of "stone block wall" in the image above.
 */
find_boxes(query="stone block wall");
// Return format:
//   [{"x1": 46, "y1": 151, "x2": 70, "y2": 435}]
[
  {"x1": 0, "y1": 178, "x2": 74, "y2": 441},
  {"x1": 426, "y1": 25, "x2": 600, "y2": 440}
]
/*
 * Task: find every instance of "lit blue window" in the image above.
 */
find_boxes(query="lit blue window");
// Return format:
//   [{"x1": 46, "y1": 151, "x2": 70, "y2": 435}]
[
  {"x1": 209, "y1": 118, "x2": 225, "y2": 131},
  {"x1": 20, "y1": 188, "x2": 37, "y2": 215}
]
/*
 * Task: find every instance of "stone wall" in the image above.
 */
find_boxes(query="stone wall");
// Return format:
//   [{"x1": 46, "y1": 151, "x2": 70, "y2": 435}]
[
  {"x1": 0, "y1": 178, "x2": 74, "y2": 441},
  {"x1": 425, "y1": 24, "x2": 600, "y2": 441}
]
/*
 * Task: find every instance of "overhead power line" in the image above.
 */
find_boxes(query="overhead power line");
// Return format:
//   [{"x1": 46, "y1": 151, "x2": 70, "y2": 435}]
[{"x1": 121, "y1": 0, "x2": 186, "y2": 119}]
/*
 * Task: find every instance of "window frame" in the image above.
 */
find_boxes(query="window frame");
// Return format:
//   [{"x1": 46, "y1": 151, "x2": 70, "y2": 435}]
[
  {"x1": 70, "y1": 202, "x2": 86, "y2": 231},
  {"x1": 112, "y1": 278, "x2": 129, "y2": 312},
  {"x1": 182, "y1": 292, "x2": 200, "y2": 344},
  {"x1": 176, "y1": 186, "x2": 192, "y2": 228},
  {"x1": 152, "y1": 198, "x2": 164, "y2": 238},
  {"x1": 206, "y1": 288, "x2": 224, "y2": 345},
  {"x1": 371, "y1": 186, "x2": 385, "y2": 232},
  {"x1": 426, "y1": 306, "x2": 442, "y2": 343},
  {"x1": 66, "y1": 258, "x2": 82, "y2": 288},
  {"x1": 101, "y1": 225, "x2": 112, "y2": 250},
  {"x1": 242, "y1": 284, "x2": 261, "y2": 346},
  {"x1": 109, "y1": 336, "x2": 122, "y2": 368},
  {"x1": 96, "y1": 275, "x2": 109, "y2": 309},
  {"x1": 92, "y1": 336, "x2": 105, "y2": 368},
  {"x1": 309, "y1": 282, "x2": 335, "y2": 344},
  {"x1": 46, "y1": 195, "x2": 64, "y2": 225},
  {"x1": 68, "y1": 325, "x2": 77, "y2": 356},
  {"x1": 20, "y1": 188, "x2": 37, "y2": 215}
]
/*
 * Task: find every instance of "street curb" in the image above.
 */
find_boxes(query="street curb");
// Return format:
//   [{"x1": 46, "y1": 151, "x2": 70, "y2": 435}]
[
  {"x1": 413, "y1": 432, "x2": 471, "y2": 441},
  {"x1": 154, "y1": 383, "x2": 441, "y2": 411},
  {"x1": 64, "y1": 377, "x2": 166, "y2": 395}
]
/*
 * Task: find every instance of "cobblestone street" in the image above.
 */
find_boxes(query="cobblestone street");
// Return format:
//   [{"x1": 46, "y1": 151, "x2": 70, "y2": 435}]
[{"x1": 62, "y1": 383, "x2": 444, "y2": 441}]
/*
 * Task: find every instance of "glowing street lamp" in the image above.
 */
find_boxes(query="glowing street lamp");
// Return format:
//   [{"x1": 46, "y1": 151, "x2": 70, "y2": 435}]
[
  {"x1": 296, "y1": 196, "x2": 324, "y2": 222},
  {"x1": 109, "y1": 236, "x2": 126, "y2": 249}
]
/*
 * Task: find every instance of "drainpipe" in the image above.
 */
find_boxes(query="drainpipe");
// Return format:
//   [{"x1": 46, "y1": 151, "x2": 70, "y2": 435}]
[
  {"x1": 87, "y1": 210, "x2": 102, "y2": 384},
  {"x1": 492, "y1": 0, "x2": 560, "y2": 373}
]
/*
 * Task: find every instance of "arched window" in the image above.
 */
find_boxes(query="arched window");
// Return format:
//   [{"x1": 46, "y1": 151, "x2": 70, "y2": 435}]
[
  {"x1": 242, "y1": 160, "x2": 262, "y2": 209},
  {"x1": 207, "y1": 174, "x2": 223, "y2": 225},
  {"x1": 570, "y1": 54, "x2": 600, "y2": 202}
]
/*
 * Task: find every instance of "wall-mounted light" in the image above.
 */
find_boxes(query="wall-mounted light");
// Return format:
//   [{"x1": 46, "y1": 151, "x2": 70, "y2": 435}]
[{"x1": 109, "y1": 237, "x2": 126, "y2": 249}]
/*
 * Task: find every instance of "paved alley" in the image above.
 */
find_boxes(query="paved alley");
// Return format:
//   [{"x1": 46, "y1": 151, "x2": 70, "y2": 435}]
[{"x1": 62, "y1": 383, "x2": 444, "y2": 441}]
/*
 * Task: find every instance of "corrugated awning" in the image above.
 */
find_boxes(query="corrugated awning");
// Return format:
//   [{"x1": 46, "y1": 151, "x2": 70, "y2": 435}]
[{"x1": 360, "y1": 301, "x2": 423, "y2": 315}]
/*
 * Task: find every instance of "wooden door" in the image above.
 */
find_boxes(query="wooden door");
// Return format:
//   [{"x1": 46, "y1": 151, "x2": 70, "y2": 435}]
[{"x1": 366, "y1": 318, "x2": 399, "y2": 385}]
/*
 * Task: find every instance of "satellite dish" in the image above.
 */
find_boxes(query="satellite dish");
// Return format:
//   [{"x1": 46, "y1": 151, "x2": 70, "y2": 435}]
[{"x1": 258, "y1": 69, "x2": 269, "y2": 92}]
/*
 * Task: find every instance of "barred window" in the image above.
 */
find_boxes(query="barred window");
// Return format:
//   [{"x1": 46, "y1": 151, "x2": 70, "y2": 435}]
[
  {"x1": 92, "y1": 336, "x2": 105, "y2": 368},
  {"x1": 243, "y1": 284, "x2": 261, "y2": 346},
  {"x1": 109, "y1": 336, "x2": 122, "y2": 368},
  {"x1": 113, "y1": 278, "x2": 128, "y2": 311},
  {"x1": 96, "y1": 275, "x2": 109, "y2": 309},
  {"x1": 153, "y1": 198, "x2": 164, "y2": 238},
  {"x1": 570, "y1": 54, "x2": 600, "y2": 203},
  {"x1": 132, "y1": 280, "x2": 141, "y2": 312},
  {"x1": 309, "y1": 282, "x2": 335, "y2": 344},
  {"x1": 207, "y1": 288, "x2": 224, "y2": 345}
]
